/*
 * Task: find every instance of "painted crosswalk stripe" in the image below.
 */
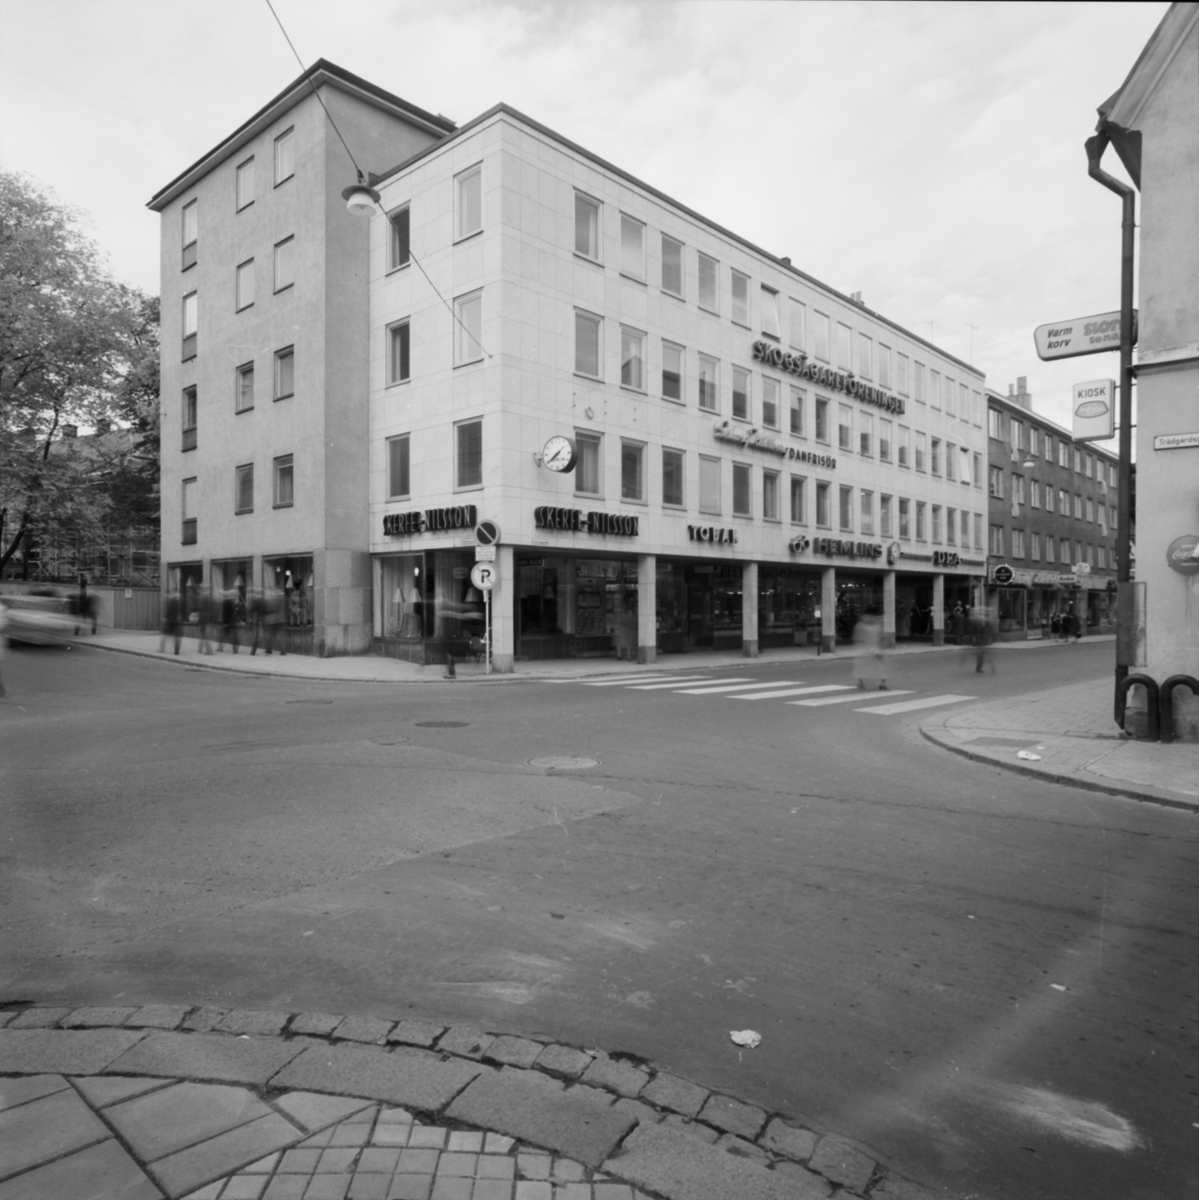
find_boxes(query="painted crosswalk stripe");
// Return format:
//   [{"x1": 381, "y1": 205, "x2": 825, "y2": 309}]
[
  {"x1": 737, "y1": 685, "x2": 854, "y2": 701},
  {"x1": 584, "y1": 675, "x2": 678, "y2": 686},
  {"x1": 628, "y1": 677, "x2": 719, "y2": 690},
  {"x1": 856, "y1": 694, "x2": 976, "y2": 715},
  {"x1": 790, "y1": 690, "x2": 914, "y2": 707},
  {"x1": 676, "y1": 679, "x2": 791, "y2": 695}
]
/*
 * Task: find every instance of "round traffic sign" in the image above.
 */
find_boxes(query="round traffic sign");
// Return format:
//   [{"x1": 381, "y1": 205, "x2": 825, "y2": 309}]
[
  {"x1": 476, "y1": 519, "x2": 501, "y2": 547},
  {"x1": 470, "y1": 562, "x2": 495, "y2": 591},
  {"x1": 992, "y1": 564, "x2": 1014, "y2": 586}
]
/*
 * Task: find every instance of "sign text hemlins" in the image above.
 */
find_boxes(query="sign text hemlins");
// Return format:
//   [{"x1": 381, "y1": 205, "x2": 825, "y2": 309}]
[{"x1": 752, "y1": 340, "x2": 905, "y2": 414}]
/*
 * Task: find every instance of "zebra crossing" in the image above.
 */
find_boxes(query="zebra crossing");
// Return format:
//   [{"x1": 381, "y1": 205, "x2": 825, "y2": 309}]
[{"x1": 579, "y1": 673, "x2": 975, "y2": 716}]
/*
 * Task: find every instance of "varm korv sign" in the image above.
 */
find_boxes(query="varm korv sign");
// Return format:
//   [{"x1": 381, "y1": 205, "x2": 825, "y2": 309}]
[{"x1": 1033, "y1": 310, "x2": 1136, "y2": 361}]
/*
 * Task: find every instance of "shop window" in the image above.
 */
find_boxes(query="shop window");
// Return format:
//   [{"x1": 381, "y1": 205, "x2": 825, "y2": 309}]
[
  {"x1": 455, "y1": 418, "x2": 482, "y2": 489},
  {"x1": 811, "y1": 311, "x2": 830, "y2": 361},
  {"x1": 378, "y1": 553, "x2": 422, "y2": 638},
  {"x1": 839, "y1": 485, "x2": 853, "y2": 532},
  {"x1": 235, "y1": 463, "x2": 254, "y2": 514},
  {"x1": 698, "y1": 354, "x2": 718, "y2": 411},
  {"x1": 859, "y1": 411, "x2": 873, "y2": 457},
  {"x1": 697, "y1": 251, "x2": 717, "y2": 311},
  {"x1": 273, "y1": 236, "x2": 295, "y2": 293},
  {"x1": 454, "y1": 290, "x2": 483, "y2": 366},
  {"x1": 879, "y1": 418, "x2": 891, "y2": 462},
  {"x1": 790, "y1": 476, "x2": 806, "y2": 524},
  {"x1": 264, "y1": 555, "x2": 313, "y2": 627},
  {"x1": 388, "y1": 205, "x2": 410, "y2": 270},
  {"x1": 789, "y1": 298, "x2": 805, "y2": 351},
  {"x1": 236, "y1": 259, "x2": 254, "y2": 310},
  {"x1": 733, "y1": 463, "x2": 751, "y2": 516},
  {"x1": 575, "y1": 192, "x2": 601, "y2": 260},
  {"x1": 621, "y1": 440, "x2": 645, "y2": 502},
  {"x1": 790, "y1": 387, "x2": 806, "y2": 437},
  {"x1": 838, "y1": 404, "x2": 852, "y2": 451},
  {"x1": 388, "y1": 434, "x2": 410, "y2": 499},
  {"x1": 763, "y1": 470, "x2": 780, "y2": 521},
  {"x1": 662, "y1": 340, "x2": 683, "y2": 401},
  {"x1": 761, "y1": 286, "x2": 780, "y2": 339},
  {"x1": 620, "y1": 214, "x2": 645, "y2": 281},
  {"x1": 182, "y1": 386, "x2": 197, "y2": 452},
  {"x1": 620, "y1": 327, "x2": 645, "y2": 391},
  {"x1": 732, "y1": 366, "x2": 750, "y2": 420},
  {"x1": 699, "y1": 455, "x2": 721, "y2": 514},
  {"x1": 456, "y1": 165, "x2": 482, "y2": 240},
  {"x1": 575, "y1": 432, "x2": 601, "y2": 496},
  {"x1": 273, "y1": 454, "x2": 294, "y2": 508},
  {"x1": 898, "y1": 498, "x2": 910, "y2": 539},
  {"x1": 662, "y1": 234, "x2": 684, "y2": 297},
  {"x1": 387, "y1": 320, "x2": 410, "y2": 385},
  {"x1": 880, "y1": 494, "x2": 892, "y2": 537},
  {"x1": 662, "y1": 448, "x2": 684, "y2": 507},
  {"x1": 236, "y1": 362, "x2": 254, "y2": 412},
  {"x1": 816, "y1": 482, "x2": 831, "y2": 529},
  {"x1": 915, "y1": 501, "x2": 926, "y2": 541},
  {"x1": 236, "y1": 157, "x2": 255, "y2": 211},
  {"x1": 860, "y1": 489, "x2": 874, "y2": 535},
  {"x1": 274, "y1": 346, "x2": 294, "y2": 399},
  {"x1": 731, "y1": 270, "x2": 750, "y2": 325},
  {"x1": 274, "y1": 127, "x2": 295, "y2": 185},
  {"x1": 761, "y1": 376, "x2": 779, "y2": 429},
  {"x1": 575, "y1": 310, "x2": 601, "y2": 378},
  {"x1": 815, "y1": 397, "x2": 830, "y2": 443}
]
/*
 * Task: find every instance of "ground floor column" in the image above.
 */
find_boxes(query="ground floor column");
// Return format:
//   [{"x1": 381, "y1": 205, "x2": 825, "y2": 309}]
[
  {"x1": 492, "y1": 545, "x2": 515, "y2": 673},
  {"x1": 932, "y1": 573, "x2": 945, "y2": 646},
  {"x1": 821, "y1": 566, "x2": 836, "y2": 652},
  {"x1": 882, "y1": 571, "x2": 896, "y2": 649},
  {"x1": 637, "y1": 554, "x2": 657, "y2": 665},
  {"x1": 742, "y1": 561, "x2": 759, "y2": 657}
]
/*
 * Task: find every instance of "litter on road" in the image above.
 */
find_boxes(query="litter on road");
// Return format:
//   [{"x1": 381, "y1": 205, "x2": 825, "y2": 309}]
[{"x1": 729, "y1": 1030, "x2": 762, "y2": 1048}]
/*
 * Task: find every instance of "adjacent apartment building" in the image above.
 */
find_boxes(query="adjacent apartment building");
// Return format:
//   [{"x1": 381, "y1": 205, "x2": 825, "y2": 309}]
[{"x1": 152, "y1": 61, "x2": 991, "y2": 669}]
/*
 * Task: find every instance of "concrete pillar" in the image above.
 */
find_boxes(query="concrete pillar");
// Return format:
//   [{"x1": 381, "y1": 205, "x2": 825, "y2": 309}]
[
  {"x1": 492, "y1": 544, "x2": 515, "y2": 673},
  {"x1": 637, "y1": 554, "x2": 657, "y2": 665},
  {"x1": 882, "y1": 571, "x2": 896, "y2": 649},
  {"x1": 821, "y1": 566, "x2": 836, "y2": 652},
  {"x1": 932, "y1": 573, "x2": 945, "y2": 646},
  {"x1": 742, "y1": 561, "x2": 759, "y2": 657}
]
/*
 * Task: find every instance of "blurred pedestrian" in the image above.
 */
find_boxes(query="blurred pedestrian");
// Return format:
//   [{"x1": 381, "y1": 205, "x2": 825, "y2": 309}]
[
  {"x1": 1050, "y1": 612, "x2": 1063, "y2": 642},
  {"x1": 250, "y1": 587, "x2": 286, "y2": 655},
  {"x1": 970, "y1": 609, "x2": 997, "y2": 673},
  {"x1": 219, "y1": 587, "x2": 239, "y2": 653},
  {"x1": 196, "y1": 587, "x2": 214, "y2": 654},
  {"x1": 159, "y1": 589, "x2": 182, "y2": 655},
  {"x1": 852, "y1": 608, "x2": 890, "y2": 691},
  {"x1": 951, "y1": 603, "x2": 966, "y2": 645}
]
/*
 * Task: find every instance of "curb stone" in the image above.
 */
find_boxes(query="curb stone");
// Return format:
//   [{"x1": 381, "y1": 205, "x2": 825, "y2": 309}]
[{"x1": 0, "y1": 1003, "x2": 943, "y2": 1199}]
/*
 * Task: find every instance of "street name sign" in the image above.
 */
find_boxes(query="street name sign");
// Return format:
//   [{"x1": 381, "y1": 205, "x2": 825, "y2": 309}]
[
  {"x1": 1034, "y1": 310, "x2": 1134, "y2": 361},
  {"x1": 1072, "y1": 379, "x2": 1116, "y2": 441},
  {"x1": 1154, "y1": 431, "x2": 1199, "y2": 451}
]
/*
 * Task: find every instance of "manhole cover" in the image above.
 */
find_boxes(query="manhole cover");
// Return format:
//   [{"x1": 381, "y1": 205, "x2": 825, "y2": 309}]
[
  {"x1": 529, "y1": 756, "x2": 599, "y2": 770},
  {"x1": 286, "y1": 699, "x2": 334, "y2": 705},
  {"x1": 414, "y1": 720, "x2": 469, "y2": 728},
  {"x1": 370, "y1": 736, "x2": 410, "y2": 745}
]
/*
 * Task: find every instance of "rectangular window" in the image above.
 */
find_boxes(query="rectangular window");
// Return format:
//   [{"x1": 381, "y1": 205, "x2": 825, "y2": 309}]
[
  {"x1": 973, "y1": 451, "x2": 982, "y2": 487},
  {"x1": 838, "y1": 404, "x2": 852, "y2": 451},
  {"x1": 877, "y1": 343, "x2": 891, "y2": 388},
  {"x1": 620, "y1": 327, "x2": 645, "y2": 390},
  {"x1": 989, "y1": 524, "x2": 1004, "y2": 555},
  {"x1": 732, "y1": 366, "x2": 750, "y2": 420},
  {"x1": 273, "y1": 236, "x2": 294, "y2": 293},
  {"x1": 620, "y1": 214, "x2": 645, "y2": 280},
  {"x1": 959, "y1": 446, "x2": 970, "y2": 482},
  {"x1": 456, "y1": 418, "x2": 483, "y2": 489},
  {"x1": 454, "y1": 290, "x2": 483, "y2": 365},
  {"x1": 790, "y1": 387, "x2": 806, "y2": 437},
  {"x1": 959, "y1": 382, "x2": 969, "y2": 416},
  {"x1": 896, "y1": 352, "x2": 909, "y2": 395},
  {"x1": 859, "y1": 411, "x2": 873, "y2": 457},
  {"x1": 790, "y1": 476, "x2": 806, "y2": 524},
  {"x1": 273, "y1": 454, "x2": 294, "y2": 508},
  {"x1": 946, "y1": 506, "x2": 956, "y2": 545},
  {"x1": 733, "y1": 463, "x2": 752, "y2": 517},
  {"x1": 914, "y1": 362, "x2": 927, "y2": 404},
  {"x1": 662, "y1": 341, "x2": 683, "y2": 401},
  {"x1": 456, "y1": 165, "x2": 482, "y2": 240},
  {"x1": 1074, "y1": 448, "x2": 1083, "y2": 473},
  {"x1": 621, "y1": 440, "x2": 645, "y2": 501},
  {"x1": 1073, "y1": 493, "x2": 1083, "y2": 519},
  {"x1": 836, "y1": 323, "x2": 852, "y2": 369},
  {"x1": 388, "y1": 206, "x2": 410, "y2": 270},
  {"x1": 788, "y1": 298, "x2": 805, "y2": 351},
  {"x1": 387, "y1": 435, "x2": 410, "y2": 499},
  {"x1": 1011, "y1": 418, "x2": 1024, "y2": 451},
  {"x1": 915, "y1": 431, "x2": 927, "y2": 472},
  {"x1": 731, "y1": 270, "x2": 750, "y2": 325},
  {"x1": 662, "y1": 448, "x2": 684, "y2": 507},
  {"x1": 988, "y1": 466, "x2": 1004, "y2": 498},
  {"x1": 857, "y1": 332, "x2": 873, "y2": 378},
  {"x1": 1110, "y1": 463, "x2": 1118, "y2": 487},
  {"x1": 1099, "y1": 504, "x2": 1107, "y2": 533},
  {"x1": 763, "y1": 470, "x2": 780, "y2": 520},
  {"x1": 815, "y1": 398, "x2": 830, "y2": 443},
  {"x1": 575, "y1": 310, "x2": 601, "y2": 377},
  {"x1": 235, "y1": 463, "x2": 254, "y2": 514},
  {"x1": 812, "y1": 311, "x2": 830, "y2": 361},
  {"x1": 182, "y1": 477, "x2": 196, "y2": 544},
  {"x1": 898, "y1": 424, "x2": 910, "y2": 467},
  {"x1": 973, "y1": 513, "x2": 982, "y2": 551},
  {"x1": 916, "y1": 501, "x2": 927, "y2": 541},
  {"x1": 1030, "y1": 479, "x2": 1041, "y2": 508},
  {"x1": 182, "y1": 291, "x2": 197, "y2": 360},
  {"x1": 880, "y1": 494, "x2": 892, "y2": 537},
  {"x1": 662, "y1": 235, "x2": 684, "y2": 297},
  {"x1": 860, "y1": 489, "x2": 874, "y2": 535},
  {"x1": 932, "y1": 504, "x2": 942, "y2": 543},
  {"x1": 1028, "y1": 428, "x2": 1040, "y2": 458},
  {"x1": 1059, "y1": 441, "x2": 1069, "y2": 467},
  {"x1": 182, "y1": 199, "x2": 197, "y2": 268},
  {"x1": 697, "y1": 252, "x2": 718, "y2": 310},
  {"x1": 698, "y1": 354, "x2": 718, "y2": 411},
  {"x1": 236, "y1": 157, "x2": 254, "y2": 211},
  {"x1": 943, "y1": 375, "x2": 955, "y2": 416},
  {"x1": 236, "y1": 259, "x2": 254, "y2": 311},
  {"x1": 946, "y1": 441, "x2": 956, "y2": 481},
  {"x1": 839, "y1": 485, "x2": 853, "y2": 531},
  {"x1": 961, "y1": 510, "x2": 970, "y2": 547},
  {"x1": 699, "y1": 455, "x2": 721, "y2": 514},
  {"x1": 930, "y1": 370, "x2": 941, "y2": 409},
  {"x1": 182, "y1": 386, "x2": 197, "y2": 451},
  {"x1": 274, "y1": 127, "x2": 295, "y2": 185},
  {"x1": 387, "y1": 321, "x2": 410, "y2": 385},
  {"x1": 236, "y1": 361, "x2": 254, "y2": 412},
  {"x1": 761, "y1": 286, "x2": 780, "y2": 338},
  {"x1": 274, "y1": 346, "x2": 294, "y2": 399},
  {"x1": 576, "y1": 432, "x2": 601, "y2": 496},
  {"x1": 898, "y1": 497, "x2": 910, "y2": 539},
  {"x1": 575, "y1": 193, "x2": 600, "y2": 260},
  {"x1": 1045, "y1": 487, "x2": 1055, "y2": 514},
  {"x1": 931, "y1": 437, "x2": 941, "y2": 476},
  {"x1": 1012, "y1": 529, "x2": 1025, "y2": 558},
  {"x1": 816, "y1": 481, "x2": 831, "y2": 528},
  {"x1": 761, "y1": 376, "x2": 779, "y2": 429},
  {"x1": 1031, "y1": 532, "x2": 1041, "y2": 561}
]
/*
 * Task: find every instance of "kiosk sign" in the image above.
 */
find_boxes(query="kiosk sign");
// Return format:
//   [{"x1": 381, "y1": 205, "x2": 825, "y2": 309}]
[{"x1": 1072, "y1": 380, "x2": 1115, "y2": 442}]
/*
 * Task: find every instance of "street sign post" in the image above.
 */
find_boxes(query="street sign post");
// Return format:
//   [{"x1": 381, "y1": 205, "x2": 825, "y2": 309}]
[
  {"x1": 1033, "y1": 310, "x2": 1134, "y2": 361},
  {"x1": 469, "y1": 562, "x2": 494, "y2": 675}
]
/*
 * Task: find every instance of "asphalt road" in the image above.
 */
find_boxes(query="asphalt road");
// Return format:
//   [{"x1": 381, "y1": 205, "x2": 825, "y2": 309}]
[{"x1": 1, "y1": 640, "x2": 1195, "y2": 1200}]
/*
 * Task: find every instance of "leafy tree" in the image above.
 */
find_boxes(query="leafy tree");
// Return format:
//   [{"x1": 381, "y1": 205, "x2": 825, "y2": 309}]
[{"x1": 0, "y1": 170, "x2": 155, "y2": 575}]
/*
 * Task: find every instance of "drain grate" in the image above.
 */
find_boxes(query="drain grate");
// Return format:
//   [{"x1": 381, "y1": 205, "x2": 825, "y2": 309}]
[{"x1": 415, "y1": 720, "x2": 469, "y2": 728}]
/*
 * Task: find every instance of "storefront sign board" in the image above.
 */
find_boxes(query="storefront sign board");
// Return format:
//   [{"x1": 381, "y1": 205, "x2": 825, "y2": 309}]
[
  {"x1": 751, "y1": 340, "x2": 905, "y2": 414},
  {"x1": 712, "y1": 418, "x2": 837, "y2": 468},
  {"x1": 533, "y1": 506, "x2": 639, "y2": 536},
  {"x1": 1165, "y1": 533, "x2": 1199, "y2": 576},
  {"x1": 383, "y1": 504, "x2": 477, "y2": 537},
  {"x1": 1072, "y1": 380, "x2": 1116, "y2": 442},
  {"x1": 1034, "y1": 310, "x2": 1132, "y2": 360}
]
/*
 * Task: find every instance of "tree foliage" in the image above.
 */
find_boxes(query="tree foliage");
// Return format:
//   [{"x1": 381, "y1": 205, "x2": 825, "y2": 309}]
[{"x1": 0, "y1": 170, "x2": 157, "y2": 574}]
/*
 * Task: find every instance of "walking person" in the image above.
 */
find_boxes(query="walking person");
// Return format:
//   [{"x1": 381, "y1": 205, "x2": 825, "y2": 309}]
[
  {"x1": 159, "y1": 589, "x2": 182, "y2": 655},
  {"x1": 1050, "y1": 611, "x2": 1062, "y2": 643},
  {"x1": 219, "y1": 587, "x2": 239, "y2": 653},
  {"x1": 852, "y1": 608, "x2": 890, "y2": 691},
  {"x1": 971, "y1": 609, "x2": 997, "y2": 673},
  {"x1": 196, "y1": 587, "x2": 214, "y2": 654}
]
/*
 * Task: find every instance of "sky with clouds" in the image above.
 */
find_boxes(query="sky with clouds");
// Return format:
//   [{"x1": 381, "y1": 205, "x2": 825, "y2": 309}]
[{"x1": 1, "y1": 0, "x2": 1163, "y2": 438}]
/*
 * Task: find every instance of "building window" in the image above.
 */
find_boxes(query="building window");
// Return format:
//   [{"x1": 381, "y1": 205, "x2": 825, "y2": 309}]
[
  {"x1": 387, "y1": 434, "x2": 410, "y2": 499},
  {"x1": 454, "y1": 290, "x2": 483, "y2": 365},
  {"x1": 698, "y1": 251, "x2": 718, "y2": 311},
  {"x1": 662, "y1": 448, "x2": 684, "y2": 507},
  {"x1": 815, "y1": 482, "x2": 831, "y2": 529},
  {"x1": 694, "y1": 353, "x2": 718, "y2": 412},
  {"x1": 1028, "y1": 479, "x2": 1040, "y2": 508},
  {"x1": 236, "y1": 157, "x2": 254, "y2": 211},
  {"x1": 987, "y1": 408, "x2": 1002, "y2": 440},
  {"x1": 931, "y1": 437, "x2": 941, "y2": 476},
  {"x1": 1011, "y1": 529, "x2": 1025, "y2": 558},
  {"x1": 1086, "y1": 497, "x2": 1095, "y2": 523},
  {"x1": 898, "y1": 497, "x2": 910, "y2": 539},
  {"x1": 1011, "y1": 418, "x2": 1024, "y2": 451},
  {"x1": 732, "y1": 367, "x2": 750, "y2": 420},
  {"x1": 988, "y1": 466, "x2": 1004, "y2": 498},
  {"x1": 456, "y1": 165, "x2": 482, "y2": 240},
  {"x1": 915, "y1": 433, "x2": 927, "y2": 472},
  {"x1": 661, "y1": 235, "x2": 684, "y2": 297},
  {"x1": 958, "y1": 446, "x2": 969, "y2": 482},
  {"x1": 763, "y1": 470, "x2": 780, "y2": 521},
  {"x1": 575, "y1": 310, "x2": 601, "y2": 378},
  {"x1": 575, "y1": 192, "x2": 600, "y2": 260},
  {"x1": 838, "y1": 404, "x2": 852, "y2": 451},
  {"x1": 182, "y1": 477, "x2": 197, "y2": 544},
  {"x1": 388, "y1": 206, "x2": 410, "y2": 270},
  {"x1": 897, "y1": 424, "x2": 910, "y2": 467},
  {"x1": 575, "y1": 432, "x2": 602, "y2": 496},
  {"x1": 274, "y1": 347, "x2": 294, "y2": 399},
  {"x1": 235, "y1": 463, "x2": 254, "y2": 514},
  {"x1": 914, "y1": 363, "x2": 926, "y2": 403},
  {"x1": 880, "y1": 494, "x2": 892, "y2": 537},
  {"x1": 790, "y1": 387, "x2": 806, "y2": 437},
  {"x1": 836, "y1": 323, "x2": 852, "y2": 370},
  {"x1": 182, "y1": 386, "x2": 197, "y2": 451},
  {"x1": 621, "y1": 440, "x2": 645, "y2": 501},
  {"x1": 815, "y1": 397, "x2": 830, "y2": 443},
  {"x1": 972, "y1": 513, "x2": 981, "y2": 550},
  {"x1": 859, "y1": 411, "x2": 873, "y2": 457},
  {"x1": 932, "y1": 504, "x2": 942, "y2": 543},
  {"x1": 878, "y1": 343, "x2": 891, "y2": 388},
  {"x1": 182, "y1": 199, "x2": 197, "y2": 269},
  {"x1": 1045, "y1": 487, "x2": 1055, "y2": 514},
  {"x1": 662, "y1": 341, "x2": 683, "y2": 401},
  {"x1": 620, "y1": 214, "x2": 645, "y2": 280},
  {"x1": 839, "y1": 485, "x2": 853, "y2": 532},
  {"x1": 857, "y1": 333, "x2": 873, "y2": 378},
  {"x1": 699, "y1": 455, "x2": 721, "y2": 514},
  {"x1": 455, "y1": 418, "x2": 482, "y2": 489},
  {"x1": 620, "y1": 327, "x2": 645, "y2": 391},
  {"x1": 973, "y1": 451, "x2": 982, "y2": 487},
  {"x1": 182, "y1": 291, "x2": 197, "y2": 360},
  {"x1": 943, "y1": 375, "x2": 955, "y2": 416},
  {"x1": 236, "y1": 362, "x2": 255, "y2": 412},
  {"x1": 387, "y1": 321, "x2": 410, "y2": 385},
  {"x1": 1031, "y1": 532, "x2": 1041, "y2": 561},
  {"x1": 1059, "y1": 441, "x2": 1070, "y2": 468},
  {"x1": 733, "y1": 463, "x2": 752, "y2": 516},
  {"x1": 860, "y1": 489, "x2": 874, "y2": 535},
  {"x1": 731, "y1": 270, "x2": 750, "y2": 325},
  {"x1": 273, "y1": 455, "x2": 294, "y2": 508},
  {"x1": 236, "y1": 259, "x2": 254, "y2": 311},
  {"x1": 761, "y1": 286, "x2": 780, "y2": 339},
  {"x1": 790, "y1": 476, "x2": 806, "y2": 524},
  {"x1": 915, "y1": 501, "x2": 926, "y2": 541},
  {"x1": 930, "y1": 370, "x2": 941, "y2": 410},
  {"x1": 989, "y1": 524, "x2": 1004, "y2": 555},
  {"x1": 273, "y1": 236, "x2": 295, "y2": 293},
  {"x1": 896, "y1": 353, "x2": 909, "y2": 395},
  {"x1": 961, "y1": 510, "x2": 970, "y2": 547},
  {"x1": 274, "y1": 127, "x2": 295, "y2": 185},
  {"x1": 788, "y1": 298, "x2": 805, "y2": 351},
  {"x1": 879, "y1": 418, "x2": 892, "y2": 462},
  {"x1": 811, "y1": 311, "x2": 830, "y2": 361},
  {"x1": 1074, "y1": 493, "x2": 1083, "y2": 519},
  {"x1": 761, "y1": 376, "x2": 779, "y2": 429},
  {"x1": 1074, "y1": 447, "x2": 1083, "y2": 473}
]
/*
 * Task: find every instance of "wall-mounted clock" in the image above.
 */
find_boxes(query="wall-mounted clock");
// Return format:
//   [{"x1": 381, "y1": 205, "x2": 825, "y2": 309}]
[{"x1": 542, "y1": 435, "x2": 578, "y2": 473}]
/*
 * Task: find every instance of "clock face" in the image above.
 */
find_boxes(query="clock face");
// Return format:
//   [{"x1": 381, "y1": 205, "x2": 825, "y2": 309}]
[{"x1": 542, "y1": 436, "x2": 578, "y2": 473}]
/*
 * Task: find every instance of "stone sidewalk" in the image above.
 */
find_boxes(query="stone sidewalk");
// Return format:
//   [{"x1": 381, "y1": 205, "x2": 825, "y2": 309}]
[{"x1": 0, "y1": 1005, "x2": 934, "y2": 1200}]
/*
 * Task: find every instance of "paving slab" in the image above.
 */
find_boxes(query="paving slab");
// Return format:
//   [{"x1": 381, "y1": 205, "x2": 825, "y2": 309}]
[
  {"x1": 580, "y1": 1056, "x2": 649, "y2": 1098},
  {"x1": 213, "y1": 1010, "x2": 291, "y2": 1037},
  {"x1": 0, "y1": 1136, "x2": 163, "y2": 1200},
  {"x1": 127, "y1": 1006, "x2": 191, "y2": 1031},
  {"x1": 448, "y1": 1067, "x2": 634, "y2": 1169},
  {"x1": 272, "y1": 1091, "x2": 375, "y2": 1132},
  {"x1": 640, "y1": 1073, "x2": 707, "y2": 1119},
  {"x1": 0, "y1": 1027, "x2": 145, "y2": 1075},
  {"x1": 0, "y1": 1073, "x2": 69, "y2": 1113},
  {"x1": 6, "y1": 1007, "x2": 71, "y2": 1029},
  {"x1": 0, "y1": 1087, "x2": 111, "y2": 1181},
  {"x1": 386, "y1": 1020, "x2": 444, "y2": 1048},
  {"x1": 72, "y1": 1075, "x2": 174, "y2": 1108},
  {"x1": 288, "y1": 1012, "x2": 343, "y2": 1038},
  {"x1": 533, "y1": 1045, "x2": 593, "y2": 1079},
  {"x1": 485, "y1": 1035, "x2": 544, "y2": 1068},
  {"x1": 696, "y1": 1094, "x2": 767, "y2": 1140},
  {"x1": 106, "y1": 1032, "x2": 303, "y2": 1086},
  {"x1": 148, "y1": 1113, "x2": 304, "y2": 1198},
  {"x1": 270, "y1": 1042, "x2": 484, "y2": 1112},
  {"x1": 759, "y1": 1117, "x2": 818, "y2": 1162},
  {"x1": 330, "y1": 1015, "x2": 394, "y2": 1044},
  {"x1": 808, "y1": 1134, "x2": 876, "y2": 1193},
  {"x1": 63, "y1": 1005, "x2": 138, "y2": 1028}
]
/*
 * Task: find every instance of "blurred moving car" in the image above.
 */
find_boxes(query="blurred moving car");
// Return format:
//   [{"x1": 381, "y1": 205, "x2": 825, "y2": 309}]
[{"x1": 1, "y1": 591, "x2": 73, "y2": 646}]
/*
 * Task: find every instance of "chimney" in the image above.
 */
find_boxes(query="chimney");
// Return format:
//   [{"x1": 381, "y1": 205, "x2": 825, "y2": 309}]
[
  {"x1": 1013, "y1": 376, "x2": 1032, "y2": 410},
  {"x1": 62, "y1": 424, "x2": 78, "y2": 439},
  {"x1": 850, "y1": 291, "x2": 863, "y2": 305},
  {"x1": 780, "y1": 256, "x2": 791, "y2": 266}
]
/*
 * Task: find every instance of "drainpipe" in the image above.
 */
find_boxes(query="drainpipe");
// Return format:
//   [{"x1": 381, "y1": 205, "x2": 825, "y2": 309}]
[{"x1": 1084, "y1": 131, "x2": 1136, "y2": 722}]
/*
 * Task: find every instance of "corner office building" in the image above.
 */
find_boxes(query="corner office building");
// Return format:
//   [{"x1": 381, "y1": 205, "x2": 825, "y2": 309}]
[{"x1": 152, "y1": 61, "x2": 990, "y2": 670}]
